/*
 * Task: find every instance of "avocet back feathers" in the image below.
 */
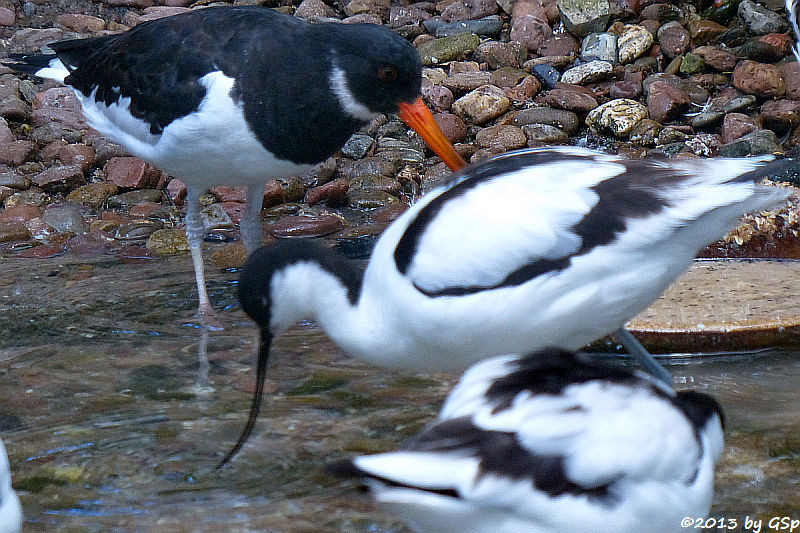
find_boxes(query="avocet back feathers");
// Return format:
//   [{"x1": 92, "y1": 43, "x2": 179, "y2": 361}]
[{"x1": 337, "y1": 350, "x2": 725, "y2": 533}]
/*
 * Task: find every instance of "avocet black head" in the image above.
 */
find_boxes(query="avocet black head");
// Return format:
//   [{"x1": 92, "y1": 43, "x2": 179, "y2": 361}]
[
  {"x1": 218, "y1": 240, "x2": 363, "y2": 466},
  {"x1": 334, "y1": 349, "x2": 726, "y2": 533},
  {"x1": 4, "y1": 6, "x2": 463, "y2": 317}
]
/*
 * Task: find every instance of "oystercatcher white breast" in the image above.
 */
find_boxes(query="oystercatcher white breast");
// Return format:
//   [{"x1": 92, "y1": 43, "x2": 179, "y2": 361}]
[
  {"x1": 335, "y1": 349, "x2": 725, "y2": 533},
  {"x1": 219, "y1": 146, "x2": 790, "y2": 465},
  {"x1": 0, "y1": 437, "x2": 21, "y2": 533},
  {"x1": 5, "y1": 6, "x2": 463, "y2": 316}
]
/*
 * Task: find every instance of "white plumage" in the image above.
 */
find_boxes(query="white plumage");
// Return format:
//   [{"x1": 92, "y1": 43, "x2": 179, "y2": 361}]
[
  {"x1": 0, "y1": 437, "x2": 21, "y2": 533},
  {"x1": 225, "y1": 146, "x2": 790, "y2": 465},
  {"x1": 245, "y1": 147, "x2": 791, "y2": 371},
  {"x1": 341, "y1": 350, "x2": 725, "y2": 533}
]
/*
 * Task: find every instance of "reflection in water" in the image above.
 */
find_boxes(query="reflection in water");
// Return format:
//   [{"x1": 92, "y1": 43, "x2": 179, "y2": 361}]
[{"x1": 0, "y1": 254, "x2": 798, "y2": 531}]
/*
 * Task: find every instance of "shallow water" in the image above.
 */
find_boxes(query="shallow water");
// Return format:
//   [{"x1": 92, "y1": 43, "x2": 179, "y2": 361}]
[{"x1": 0, "y1": 252, "x2": 798, "y2": 531}]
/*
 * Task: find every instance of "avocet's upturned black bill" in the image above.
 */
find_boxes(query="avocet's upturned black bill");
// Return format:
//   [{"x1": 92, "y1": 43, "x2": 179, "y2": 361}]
[
  {"x1": 221, "y1": 146, "x2": 791, "y2": 465},
  {"x1": 4, "y1": 6, "x2": 463, "y2": 316},
  {"x1": 335, "y1": 349, "x2": 725, "y2": 533}
]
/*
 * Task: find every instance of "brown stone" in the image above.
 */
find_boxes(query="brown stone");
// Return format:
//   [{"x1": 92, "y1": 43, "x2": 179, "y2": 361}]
[
  {"x1": 32, "y1": 165, "x2": 86, "y2": 192},
  {"x1": 0, "y1": 7, "x2": 15, "y2": 26},
  {"x1": 59, "y1": 144, "x2": 96, "y2": 171},
  {"x1": 760, "y1": 99, "x2": 800, "y2": 133},
  {"x1": 440, "y1": 0, "x2": 497, "y2": 22},
  {"x1": 432, "y1": 112, "x2": 468, "y2": 143},
  {"x1": 510, "y1": 0, "x2": 551, "y2": 51},
  {"x1": 473, "y1": 41, "x2": 527, "y2": 69},
  {"x1": 537, "y1": 85, "x2": 598, "y2": 114},
  {"x1": 0, "y1": 221, "x2": 30, "y2": 242},
  {"x1": 721, "y1": 113, "x2": 759, "y2": 143},
  {"x1": 56, "y1": 13, "x2": 106, "y2": 32},
  {"x1": 656, "y1": 21, "x2": 690, "y2": 58},
  {"x1": 781, "y1": 63, "x2": 800, "y2": 101},
  {"x1": 475, "y1": 124, "x2": 527, "y2": 149},
  {"x1": 104, "y1": 157, "x2": 163, "y2": 189},
  {"x1": 210, "y1": 185, "x2": 247, "y2": 203},
  {"x1": 504, "y1": 75, "x2": 541, "y2": 104},
  {"x1": 537, "y1": 33, "x2": 579, "y2": 57},
  {"x1": 15, "y1": 243, "x2": 65, "y2": 259},
  {"x1": 305, "y1": 178, "x2": 350, "y2": 207},
  {"x1": 442, "y1": 71, "x2": 493, "y2": 92},
  {"x1": 692, "y1": 46, "x2": 736, "y2": 72},
  {"x1": 732, "y1": 61, "x2": 785, "y2": 98},
  {"x1": 267, "y1": 215, "x2": 344, "y2": 238},
  {"x1": 422, "y1": 84, "x2": 454, "y2": 112},
  {"x1": 647, "y1": 80, "x2": 691, "y2": 123},
  {"x1": 686, "y1": 19, "x2": 727, "y2": 44},
  {"x1": 758, "y1": 33, "x2": 793, "y2": 56},
  {"x1": 0, "y1": 204, "x2": 42, "y2": 224},
  {"x1": 0, "y1": 140, "x2": 34, "y2": 166}
]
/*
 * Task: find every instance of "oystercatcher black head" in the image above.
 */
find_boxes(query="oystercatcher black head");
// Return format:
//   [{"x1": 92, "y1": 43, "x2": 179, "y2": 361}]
[{"x1": 4, "y1": 6, "x2": 464, "y2": 316}]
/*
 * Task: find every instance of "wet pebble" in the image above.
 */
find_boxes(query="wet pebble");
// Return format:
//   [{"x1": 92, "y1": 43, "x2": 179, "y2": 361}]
[
  {"x1": 115, "y1": 220, "x2": 163, "y2": 240},
  {"x1": 451, "y1": 84, "x2": 510, "y2": 124},
  {"x1": 341, "y1": 134, "x2": 374, "y2": 159},
  {"x1": 426, "y1": 15, "x2": 502, "y2": 37},
  {"x1": 42, "y1": 203, "x2": 88, "y2": 234},
  {"x1": 475, "y1": 124, "x2": 527, "y2": 149},
  {"x1": 581, "y1": 32, "x2": 618, "y2": 62},
  {"x1": 617, "y1": 24, "x2": 653, "y2": 64},
  {"x1": 347, "y1": 189, "x2": 399, "y2": 209},
  {"x1": 0, "y1": 140, "x2": 35, "y2": 166},
  {"x1": 529, "y1": 63, "x2": 561, "y2": 89},
  {"x1": 760, "y1": 99, "x2": 800, "y2": 133},
  {"x1": 104, "y1": 157, "x2": 164, "y2": 189},
  {"x1": 32, "y1": 164, "x2": 85, "y2": 194},
  {"x1": 557, "y1": 0, "x2": 611, "y2": 38},
  {"x1": 416, "y1": 33, "x2": 481, "y2": 65},
  {"x1": 732, "y1": 60, "x2": 785, "y2": 98},
  {"x1": 267, "y1": 214, "x2": 344, "y2": 238},
  {"x1": 514, "y1": 107, "x2": 580, "y2": 134},
  {"x1": 718, "y1": 129, "x2": 781, "y2": 157},
  {"x1": 737, "y1": 0, "x2": 788, "y2": 35},
  {"x1": 657, "y1": 21, "x2": 690, "y2": 58},
  {"x1": 647, "y1": 80, "x2": 691, "y2": 123},
  {"x1": 522, "y1": 123, "x2": 570, "y2": 144},
  {"x1": 145, "y1": 228, "x2": 189, "y2": 256},
  {"x1": 107, "y1": 189, "x2": 163, "y2": 208},
  {"x1": 305, "y1": 178, "x2": 350, "y2": 207},
  {"x1": 66, "y1": 182, "x2": 119, "y2": 209},
  {"x1": 721, "y1": 112, "x2": 759, "y2": 143},
  {"x1": 561, "y1": 59, "x2": 614, "y2": 84},
  {"x1": 0, "y1": 204, "x2": 41, "y2": 224},
  {"x1": 538, "y1": 84, "x2": 599, "y2": 113},
  {"x1": 586, "y1": 98, "x2": 648, "y2": 137},
  {"x1": 0, "y1": 222, "x2": 30, "y2": 242}
]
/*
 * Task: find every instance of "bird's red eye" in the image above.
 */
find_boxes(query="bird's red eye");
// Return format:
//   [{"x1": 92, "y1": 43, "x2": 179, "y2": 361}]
[{"x1": 378, "y1": 65, "x2": 398, "y2": 82}]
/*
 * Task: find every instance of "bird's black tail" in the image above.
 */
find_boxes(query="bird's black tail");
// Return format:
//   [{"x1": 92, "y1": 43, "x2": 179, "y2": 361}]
[{"x1": 3, "y1": 52, "x2": 54, "y2": 76}]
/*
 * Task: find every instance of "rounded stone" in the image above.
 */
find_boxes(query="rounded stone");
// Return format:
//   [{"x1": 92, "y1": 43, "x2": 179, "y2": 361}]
[
  {"x1": 451, "y1": 85, "x2": 511, "y2": 125},
  {"x1": 586, "y1": 98, "x2": 649, "y2": 137},
  {"x1": 560, "y1": 59, "x2": 613, "y2": 84},
  {"x1": 475, "y1": 125, "x2": 528, "y2": 149},
  {"x1": 617, "y1": 24, "x2": 653, "y2": 64}
]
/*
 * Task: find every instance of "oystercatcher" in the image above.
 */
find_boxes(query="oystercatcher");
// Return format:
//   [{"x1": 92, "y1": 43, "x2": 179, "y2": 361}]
[
  {"x1": 334, "y1": 349, "x2": 725, "y2": 533},
  {"x1": 5, "y1": 6, "x2": 464, "y2": 316},
  {"x1": 0, "y1": 437, "x2": 21, "y2": 533},
  {"x1": 220, "y1": 146, "x2": 790, "y2": 465}
]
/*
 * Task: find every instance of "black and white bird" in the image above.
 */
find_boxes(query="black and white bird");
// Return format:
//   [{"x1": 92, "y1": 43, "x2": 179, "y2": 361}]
[
  {"x1": 5, "y1": 6, "x2": 464, "y2": 316},
  {"x1": 335, "y1": 349, "x2": 725, "y2": 533},
  {"x1": 220, "y1": 146, "x2": 790, "y2": 465},
  {"x1": 0, "y1": 437, "x2": 21, "y2": 533}
]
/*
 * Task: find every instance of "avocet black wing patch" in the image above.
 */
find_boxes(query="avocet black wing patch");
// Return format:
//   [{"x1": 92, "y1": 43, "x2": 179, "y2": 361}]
[{"x1": 394, "y1": 148, "x2": 682, "y2": 296}]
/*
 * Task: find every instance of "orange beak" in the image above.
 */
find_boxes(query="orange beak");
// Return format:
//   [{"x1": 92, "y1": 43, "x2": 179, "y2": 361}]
[{"x1": 398, "y1": 97, "x2": 468, "y2": 172}]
